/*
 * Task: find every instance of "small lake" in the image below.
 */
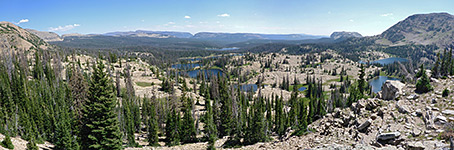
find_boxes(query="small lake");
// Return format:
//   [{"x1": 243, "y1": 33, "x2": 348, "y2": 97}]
[
  {"x1": 234, "y1": 84, "x2": 258, "y2": 92},
  {"x1": 298, "y1": 87, "x2": 307, "y2": 91},
  {"x1": 207, "y1": 47, "x2": 240, "y2": 51},
  {"x1": 186, "y1": 69, "x2": 223, "y2": 78},
  {"x1": 369, "y1": 76, "x2": 400, "y2": 93},
  {"x1": 360, "y1": 57, "x2": 408, "y2": 65},
  {"x1": 171, "y1": 63, "x2": 202, "y2": 70}
]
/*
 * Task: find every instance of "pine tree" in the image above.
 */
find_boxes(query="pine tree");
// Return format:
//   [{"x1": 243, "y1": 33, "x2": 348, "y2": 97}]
[
  {"x1": 26, "y1": 138, "x2": 38, "y2": 150},
  {"x1": 143, "y1": 97, "x2": 159, "y2": 146},
  {"x1": 274, "y1": 95, "x2": 285, "y2": 136},
  {"x1": 80, "y1": 60, "x2": 122, "y2": 150},
  {"x1": 218, "y1": 77, "x2": 232, "y2": 137},
  {"x1": 415, "y1": 64, "x2": 425, "y2": 78},
  {"x1": 204, "y1": 93, "x2": 217, "y2": 150},
  {"x1": 288, "y1": 84, "x2": 299, "y2": 127},
  {"x1": 432, "y1": 52, "x2": 441, "y2": 78},
  {"x1": 358, "y1": 64, "x2": 366, "y2": 94},
  {"x1": 1, "y1": 135, "x2": 13, "y2": 149},
  {"x1": 449, "y1": 48, "x2": 453, "y2": 76},
  {"x1": 180, "y1": 93, "x2": 197, "y2": 143},
  {"x1": 165, "y1": 108, "x2": 180, "y2": 146},
  {"x1": 244, "y1": 96, "x2": 267, "y2": 145},
  {"x1": 416, "y1": 64, "x2": 433, "y2": 93},
  {"x1": 54, "y1": 82, "x2": 79, "y2": 150}
]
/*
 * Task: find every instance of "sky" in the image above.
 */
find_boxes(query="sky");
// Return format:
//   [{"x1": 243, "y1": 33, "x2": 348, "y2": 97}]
[{"x1": 1, "y1": 0, "x2": 453, "y2": 36}]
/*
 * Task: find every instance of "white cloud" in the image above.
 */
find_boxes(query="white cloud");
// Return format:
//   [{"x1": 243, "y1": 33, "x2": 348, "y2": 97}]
[
  {"x1": 381, "y1": 13, "x2": 393, "y2": 17},
  {"x1": 349, "y1": 19, "x2": 354, "y2": 22},
  {"x1": 16, "y1": 19, "x2": 29, "y2": 24},
  {"x1": 49, "y1": 24, "x2": 81, "y2": 32},
  {"x1": 217, "y1": 13, "x2": 230, "y2": 17},
  {"x1": 184, "y1": 15, "x2": 191, "y2": 19},
  {"x1": 164, "y1": 22, "x2": 176, "y2": 26}
]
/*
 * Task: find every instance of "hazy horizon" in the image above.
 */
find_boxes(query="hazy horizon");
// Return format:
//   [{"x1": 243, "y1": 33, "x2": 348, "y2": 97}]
[{"x1": 1, "y1": 0, "x2": 453, "y2": 36}]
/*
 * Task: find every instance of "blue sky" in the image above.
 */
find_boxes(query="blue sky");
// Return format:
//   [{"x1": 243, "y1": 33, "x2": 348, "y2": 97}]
[{"x1": 1, "y1": 0, "x2": 452, "y2": 36}]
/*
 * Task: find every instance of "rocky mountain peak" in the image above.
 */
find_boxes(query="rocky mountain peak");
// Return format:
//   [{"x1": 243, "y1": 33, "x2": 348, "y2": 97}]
[
  {"x1": 330, "y1": 31, "x2": 362, "y2": 40},
  {"x1": 378, "y1": 12, "x2": 454, "y2": 46}
]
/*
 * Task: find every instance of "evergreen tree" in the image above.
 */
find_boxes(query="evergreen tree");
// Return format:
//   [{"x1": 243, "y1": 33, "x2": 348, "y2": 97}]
[
  {"x1": 432, "y1": 52, "x2": 441, "y2": 78},
  {"x1": 274, "y1": 95, "x2": 285, "y2": 136},
  {"x1": 165, "y1": 108, "x2": 180, "y2": 146},
  {"x1": 143, "y1": 97, "x2": 159, "y2": 146},
  {"x1": 288, "y1": 84, "x2": 299, "y2": 127},
  {"x1": 204, "y1": 93, "x2": 217, "y2": 150},
  {"x1": 416, "y1": 64, "x2": 433, "y2": 93},
  {"x1": 54, "y1": 82, "x2": 79, "y2": 150},
  {"x1": 26, "y1": 138, "x2": 38, "y2": 150},
  {"x1": 1, "y1": 135, "x2": 13, "y2": 149},
  {"x1": 415, "y1": 64, "x2": 425, "y2": 78},
  {"x1": 358, "y1": 64, "x2": 366, "y2": 94},
  {"x1": 218, "y1": 77, "x2": 233, "y2": 137},
  {"x1": 180, "y1": 93, "x2": 197, "y2": 143},
  {"x1": 80, "y1": 60, "x2": 122, "y2": 150},
  {"x1": 244, "y1": 96, "x2": 267, "y2": 145}
]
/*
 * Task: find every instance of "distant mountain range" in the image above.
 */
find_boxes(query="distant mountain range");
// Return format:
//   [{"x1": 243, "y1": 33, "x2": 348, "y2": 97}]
[
  {"x1": 18, "y1": 12, "x2": 454, "y2": 51},
  {"x1": 28, "y1": 29, "x2": 328, "y2": 43}
]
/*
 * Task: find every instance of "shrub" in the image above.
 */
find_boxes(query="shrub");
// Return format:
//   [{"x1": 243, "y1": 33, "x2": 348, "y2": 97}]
[
  {"x1": 415, "y1": 65, "x2": 432, "y2": 93},
  {"x1": 1, "y1": 136, "x2": 14, "y2": 149},
  {"x1": 442, "y1": 88, "x2": 450, "y2": 97}
]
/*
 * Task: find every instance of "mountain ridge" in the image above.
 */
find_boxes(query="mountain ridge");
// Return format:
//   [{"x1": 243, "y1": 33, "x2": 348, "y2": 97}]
[{"x1": 376, "y1": 12, "x2": 454, "y2": 47}]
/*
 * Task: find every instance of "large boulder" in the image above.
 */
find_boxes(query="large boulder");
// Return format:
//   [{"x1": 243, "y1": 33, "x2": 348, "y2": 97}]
[
  {"x1": 396, "y1": 100, "x2": 411, "y2": 114},
  {"x1": 377, "y1": 132, "x2": 401, "y2": 141},
  {"x1": 357, "y1": 119, "x2": 372, "y2": 132},
  {"x1": 381, "y1": 80, "x2": 405, "y2": 100},
  {"x1": 442, "y1": 109, "x2": 454, "y2": 116}
]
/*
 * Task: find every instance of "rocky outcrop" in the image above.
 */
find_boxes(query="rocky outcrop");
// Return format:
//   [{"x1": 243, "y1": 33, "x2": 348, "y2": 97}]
[
  {"x1": 330, "y1": 31, "x2": 362, "y2": 40},
  {"x1": 380, "y1": 80, "x2": 405, "y2": 100}
]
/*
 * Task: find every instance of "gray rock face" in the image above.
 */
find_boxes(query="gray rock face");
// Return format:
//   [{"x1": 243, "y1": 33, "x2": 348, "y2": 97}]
[
  {"x1": 381, "y1": 80, "x2": 405, "y2": 100},
  {"x1": 377, "y1": 132, "x2": 401, "y2": 141}
]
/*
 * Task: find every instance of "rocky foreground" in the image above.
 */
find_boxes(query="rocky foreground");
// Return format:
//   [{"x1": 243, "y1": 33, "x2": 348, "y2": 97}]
[
  {"x1": 238, "y1": 77, "x2": 453, "y2": 150},
  {"x1": 0, "y1": 77, "x2": 452, "y2": 150},
  {"x1": 133, "y1": 76, "x2": 453, "y2": 150}
]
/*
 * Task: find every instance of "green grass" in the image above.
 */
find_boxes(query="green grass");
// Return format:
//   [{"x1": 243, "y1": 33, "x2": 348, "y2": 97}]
[
  {"x1": 210, "y1": 66, "x2": 222, "y2": 70},
  {"x1": 136, "y1": 82, "x2": 154, "y2": 87}
]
